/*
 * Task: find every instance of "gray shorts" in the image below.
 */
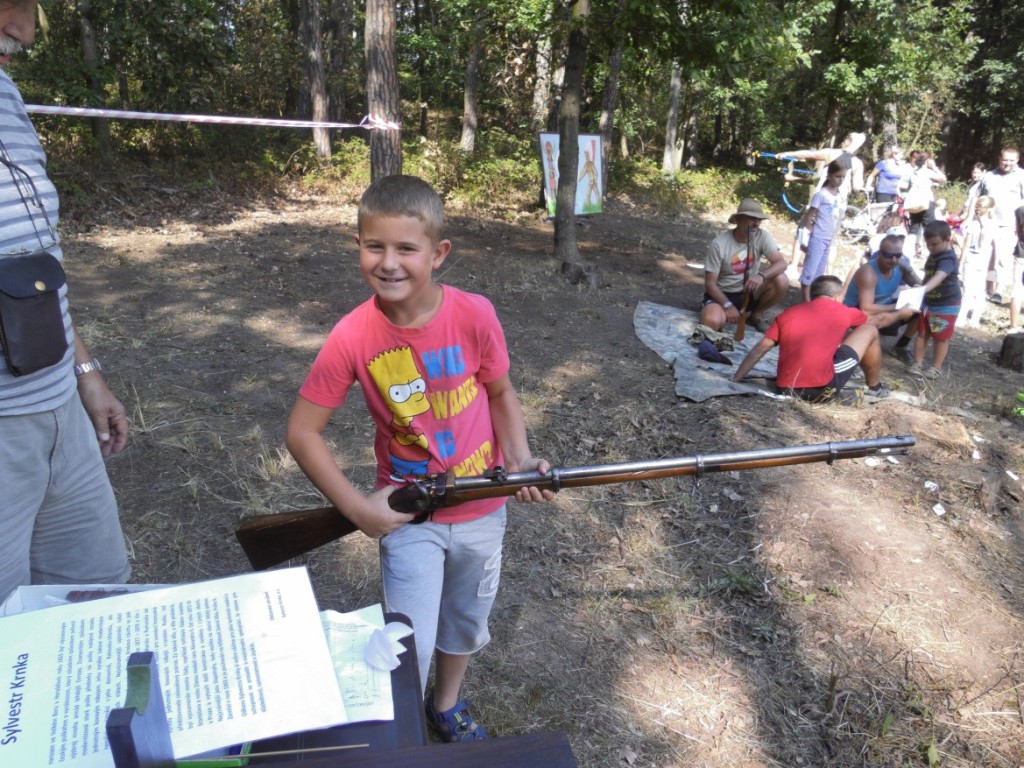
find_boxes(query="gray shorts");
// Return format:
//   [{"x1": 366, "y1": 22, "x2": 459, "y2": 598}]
[
  {"x1": 0, "y1": 391, "x2": 131, "y2": 603},
  {"x1": 380, "y1": 506, "x2": 506, "y2": 693}
]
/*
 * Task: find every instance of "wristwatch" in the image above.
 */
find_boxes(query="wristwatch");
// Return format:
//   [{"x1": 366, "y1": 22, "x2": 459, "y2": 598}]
[
  {"x1": 723, "y1": 301, "x2": 734, "y2": 309},
  {"x1": 74, "y1": 359, "x2": 102, "y2": 377}
]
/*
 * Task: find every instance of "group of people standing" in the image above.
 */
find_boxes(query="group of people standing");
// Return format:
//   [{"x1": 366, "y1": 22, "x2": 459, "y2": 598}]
[
  {"x1": 697, "y1": 136, "x2": 1024, "y2": 403},
  {"x1": 956, "y1": 148, "x2": 1024, "y2": 330}
]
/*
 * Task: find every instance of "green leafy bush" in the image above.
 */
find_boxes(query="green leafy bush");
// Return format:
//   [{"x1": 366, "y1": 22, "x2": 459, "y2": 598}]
[{"x1": 610, "y1": 157, "x2": 790, "y2": 217}]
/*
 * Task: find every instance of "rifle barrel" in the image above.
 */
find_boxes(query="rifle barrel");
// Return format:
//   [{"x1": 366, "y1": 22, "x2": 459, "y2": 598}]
[
  {"x1": 235, "y1": 436, "x2": 915, "y2": 569},
  {"x1": 428, "y1": 435, "x2": 916, "y2": 504}
]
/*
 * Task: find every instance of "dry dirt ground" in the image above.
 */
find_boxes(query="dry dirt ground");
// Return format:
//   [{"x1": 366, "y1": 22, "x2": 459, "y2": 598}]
[{"x1": 63, "y1": 181, "x2": 1024, "y2": 767}]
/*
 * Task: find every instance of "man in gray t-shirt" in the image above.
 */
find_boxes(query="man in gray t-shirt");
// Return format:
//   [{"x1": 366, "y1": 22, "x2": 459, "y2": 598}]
[
  {"x1": 700, "y1": 199, "x2": 790, "y2": 334},
  {"x1": 0, "y1": 0, "x2": 130, "y2": 603}
]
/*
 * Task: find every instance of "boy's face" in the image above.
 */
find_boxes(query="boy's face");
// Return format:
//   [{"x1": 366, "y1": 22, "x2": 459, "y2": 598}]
[
  {"x1": 923, "y1": 234, "x2": 951, "y2": 256},
  {"x1": 357, "y1": 214, "x2": 450, "y2": 309}
]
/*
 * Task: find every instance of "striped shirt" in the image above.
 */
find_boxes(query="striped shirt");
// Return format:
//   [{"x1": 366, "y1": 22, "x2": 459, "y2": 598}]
[{"x1": 0, "y1": 68, "x2": 76, "y2": 415}]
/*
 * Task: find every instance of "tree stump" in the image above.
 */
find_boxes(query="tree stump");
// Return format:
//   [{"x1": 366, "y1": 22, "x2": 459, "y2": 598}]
[
  {"x1": 561, "y1": 260, "x2": 598, "y2": 294},
  {"x1": 999, "y1": 332, "x2": 1024, "y2": 371}
]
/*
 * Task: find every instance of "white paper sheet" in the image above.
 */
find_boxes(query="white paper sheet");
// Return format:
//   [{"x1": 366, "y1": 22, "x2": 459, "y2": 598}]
[
  {"x1": 320, "y1": 605, "x2": 396, "y2": 723},
  {"x1": 895, "y1": 286, "x2": 925, "y2": 311},
  {"x1": 0, "y1": 584, "x2": 170, "y2": 617},
  {"x1": 0, "y1": 568, "x2": 348, "y2": 767}
]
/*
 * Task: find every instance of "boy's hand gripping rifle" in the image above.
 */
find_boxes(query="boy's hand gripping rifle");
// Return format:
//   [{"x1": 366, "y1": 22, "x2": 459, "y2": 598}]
[{"x1": 235, "y1": 435, "x2": 916, "y2": 570}]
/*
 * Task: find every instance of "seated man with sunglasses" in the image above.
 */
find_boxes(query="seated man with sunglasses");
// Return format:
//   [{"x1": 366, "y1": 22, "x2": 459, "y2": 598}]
[{"x1": 843, "y1": 227, "x2": 922, "y2": 362}]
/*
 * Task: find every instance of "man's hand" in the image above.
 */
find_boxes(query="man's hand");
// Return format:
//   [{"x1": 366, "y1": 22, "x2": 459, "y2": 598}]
[
  {"x1": 509, "y1": 456, "x2": 555, "y2": 503},
  {"x1": 745, "y1": 273, "x2": 766, "y2": 297},
  {"x1": 732, "y1": 336, "x2": 776, "y2": 382},
  {"x1": 723, "y1": 304, "x2": 741, "y2": 325},
  {"x1": 77, "y1": 374, "x2": 129, "y2": 457}
]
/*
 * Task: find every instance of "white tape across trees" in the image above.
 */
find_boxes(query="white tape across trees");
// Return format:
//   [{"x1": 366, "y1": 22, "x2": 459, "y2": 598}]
[{"x1": 24, "y1": 105, "x2": 400, "y2": 131}]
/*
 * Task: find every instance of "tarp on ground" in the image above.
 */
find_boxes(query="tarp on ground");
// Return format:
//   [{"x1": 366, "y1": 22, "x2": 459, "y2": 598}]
[{"x1": 632, "y1": 300, "x2": 785, "y2": 403}]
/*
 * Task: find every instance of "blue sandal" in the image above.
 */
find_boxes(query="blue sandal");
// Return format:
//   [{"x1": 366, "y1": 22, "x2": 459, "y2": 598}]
[{"x1": 425, "y1": 693, "x2": 488, "y2": 742}]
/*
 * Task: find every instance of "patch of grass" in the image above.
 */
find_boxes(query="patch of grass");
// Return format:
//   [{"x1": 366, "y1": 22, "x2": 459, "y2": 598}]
[{"x1": 610, "y1": 157, "x2": 784, "y2": 217}]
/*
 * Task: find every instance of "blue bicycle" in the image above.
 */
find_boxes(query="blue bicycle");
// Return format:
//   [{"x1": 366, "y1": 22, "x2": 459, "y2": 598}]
[{"x1": 755, "y1": 151, "x2": 819, "y2": 215}]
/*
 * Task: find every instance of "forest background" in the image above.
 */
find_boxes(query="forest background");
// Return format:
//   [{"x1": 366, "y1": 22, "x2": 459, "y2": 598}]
[
  {"x1": 10, "y1": 4, "x2": 1024, "y2": 767},
  {"x1": 10, "y1": 0, "x2": 1024, "y2": 213}
]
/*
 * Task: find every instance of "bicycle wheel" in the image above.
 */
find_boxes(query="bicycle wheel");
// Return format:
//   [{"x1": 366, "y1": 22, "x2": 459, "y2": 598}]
[{"x1": 781, "y1": 189, "x2": 803, "y2": 215}]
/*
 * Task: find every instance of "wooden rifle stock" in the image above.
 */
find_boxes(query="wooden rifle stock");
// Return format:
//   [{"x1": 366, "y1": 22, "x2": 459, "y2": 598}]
[{"x1": 235, "y1": 435, "x2": 916, "y2": 570}]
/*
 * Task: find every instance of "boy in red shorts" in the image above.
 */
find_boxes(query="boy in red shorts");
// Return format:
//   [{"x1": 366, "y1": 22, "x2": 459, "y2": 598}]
[{"x1": 910, "y1": 220, "x2": 961, "y2": 378}]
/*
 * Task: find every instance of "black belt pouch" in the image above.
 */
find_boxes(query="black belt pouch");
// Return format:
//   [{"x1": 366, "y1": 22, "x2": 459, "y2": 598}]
[{"x1": 0, "y1": 251, "x2": 69, "y2": 376}]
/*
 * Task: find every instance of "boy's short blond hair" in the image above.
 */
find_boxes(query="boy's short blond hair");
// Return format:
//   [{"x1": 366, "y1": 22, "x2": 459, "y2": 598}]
[{"x1": 358, "y1": 175, "x2": 445, "y2": 242}]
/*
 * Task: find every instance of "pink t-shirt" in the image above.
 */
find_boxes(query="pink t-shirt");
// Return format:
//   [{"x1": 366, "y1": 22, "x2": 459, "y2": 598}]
[{"x1": 300, "y1": 285, "x2": 510, "y2": 523}]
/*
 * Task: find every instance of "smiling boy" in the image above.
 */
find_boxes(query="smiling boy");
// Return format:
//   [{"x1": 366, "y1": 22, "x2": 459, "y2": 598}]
[{"x1": 286, "y1": 175, "x2": 551, "y2": 742}]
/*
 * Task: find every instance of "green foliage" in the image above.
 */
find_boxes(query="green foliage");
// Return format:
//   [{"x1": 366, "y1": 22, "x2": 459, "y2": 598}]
[
  {"x1": 4, "y1": 0, "x2": 1019, "y2": 186},
  {"x1": 611, "y1": 157, "x2": 779, "y2": 216},
  {"x1": 405, "y1": 129, "x2": 541, "y2": 214}
]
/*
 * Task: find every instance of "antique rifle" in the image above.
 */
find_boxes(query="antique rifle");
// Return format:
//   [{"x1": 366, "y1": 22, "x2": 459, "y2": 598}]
[
  {"x1": 235, "y1": 435, "x2": 915, "y2": 570},
  {"x1": 735, "y1": 236, "x2": 754, "y2": 341}
]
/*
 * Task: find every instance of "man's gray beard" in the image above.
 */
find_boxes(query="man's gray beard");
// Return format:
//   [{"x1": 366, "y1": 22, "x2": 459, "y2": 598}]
[{"x1": 0, "y1": 38, "x2": 23, "y2": 56}]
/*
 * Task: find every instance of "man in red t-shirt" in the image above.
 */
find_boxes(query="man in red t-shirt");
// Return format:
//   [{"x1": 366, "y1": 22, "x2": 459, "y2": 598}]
[{"x1": 732, "y1": 275, "x2": 890, "y2": 402}]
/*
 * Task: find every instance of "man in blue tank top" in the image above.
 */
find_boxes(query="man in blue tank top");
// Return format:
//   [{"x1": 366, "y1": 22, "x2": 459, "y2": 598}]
[{"x1": 843, "y1": 227, "x2": 922, "y2": 363}]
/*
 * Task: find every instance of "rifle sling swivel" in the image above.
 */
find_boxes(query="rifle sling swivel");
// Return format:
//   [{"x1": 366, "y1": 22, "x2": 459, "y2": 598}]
[{"x1": 548, "y1": 468, "x2": 561, "y2": 493}]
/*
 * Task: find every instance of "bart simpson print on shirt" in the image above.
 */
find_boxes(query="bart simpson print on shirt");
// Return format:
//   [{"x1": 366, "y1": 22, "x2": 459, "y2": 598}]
[{"x1": 367, "y1": 346, "x2": 431, "y2": 480}]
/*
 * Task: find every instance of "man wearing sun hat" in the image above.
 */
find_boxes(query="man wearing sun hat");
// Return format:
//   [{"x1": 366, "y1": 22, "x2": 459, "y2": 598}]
[
  {"x1": 842, "y1": 225, "x2": 922, "y2": 362},
  {"x1": 699, "y1": 198, "x2": 790, "y2": 334}
]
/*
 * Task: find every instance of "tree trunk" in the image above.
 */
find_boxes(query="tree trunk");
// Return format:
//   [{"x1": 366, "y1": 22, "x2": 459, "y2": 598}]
[
  {"x1": 548, "y1": 63, "x2": 565, "y2": 132},
  {"x1": 682, "y1": 83, "x2": 698, "y2": 168},
  {"x1": 554, "y1": 0, "x2": 595, "y2": 290},
  {"x1": 325, "y1": 0, "x2": 353, "y2": 121},
  {"x1": 881, "y1": 101, "x2": 898, "y2": 149},
  {"x1": 598, "y1": 37, "x2": 623, "y2": 191},
  {"x1": 712, "y1": 108, "x2": 722, "y2": 161},
  {"x1": 76, "y1": 0, "x2": 112, "y2": 163},
  {"x1": 365, "y1": 0, "x2": 402, "y2": 179},
  {"x1": 822, "y1": 97, "x2": 840, "y2": 148},
  {"x1": 999, "y1": 333, "x2": 1024, "y2": 371},
  {"x1": 459, "y1": 10, "x2": 487, "y2": 153},
  {"x1": 413, "y1": 0, "x2": 430, "y2": 138},
  {"x1": 299, "y1": 0, "x2": 331, "y2": 160},
  {"x1": 661, "y1": 61, "x2": 682, "y2": 175},
  {"x1": 530, "y1": 31, "x2": 553, "y2": 134},
  {"x1": 820, "y1": 0, "x2": 850, "y2": 145}
]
